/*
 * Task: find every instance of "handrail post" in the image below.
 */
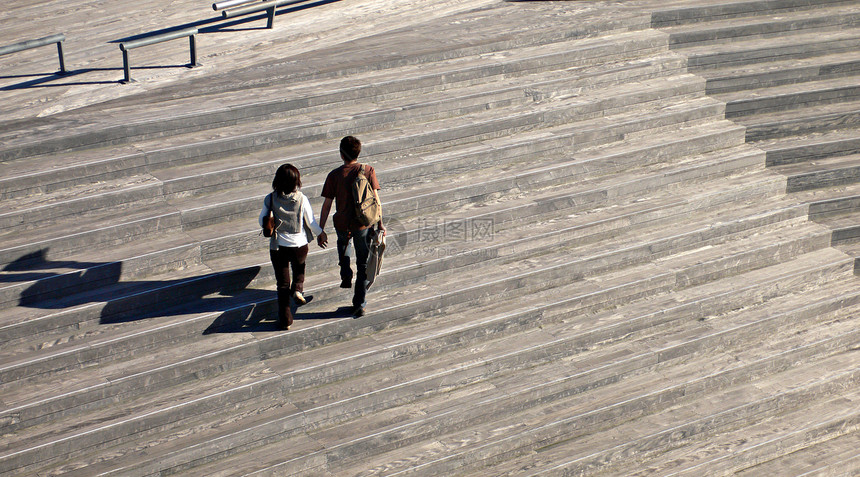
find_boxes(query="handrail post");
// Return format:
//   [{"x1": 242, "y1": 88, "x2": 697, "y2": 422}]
[
  {"x1": 267, "y1": 6, "x2": 276, "y2": 29},
  {"x1": 56, "y1": 41, "x2": 67, "y2": 74},
  {"x1": 189, "y1": 34, "x2": 199, "y2": 67},
  {"x1": 122, "y1": 49, "x2": 132, "y2": 83}
]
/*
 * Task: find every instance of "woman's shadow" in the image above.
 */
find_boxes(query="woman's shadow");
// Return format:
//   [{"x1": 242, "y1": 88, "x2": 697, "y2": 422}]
[{"x1": 4, "y1": 248, "x2": 310, "y2": 334}]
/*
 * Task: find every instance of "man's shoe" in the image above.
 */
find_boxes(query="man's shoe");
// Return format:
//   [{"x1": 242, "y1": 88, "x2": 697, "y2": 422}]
[
  {"x1": 352, "y1": 306, "x2": 365, "y2": 318},
  {"x1": 340, "y1": 279, "x2": 352, "y2": 289},
  {"x1": 294, "y1": 291, "x2": 307, "y2": 306}
]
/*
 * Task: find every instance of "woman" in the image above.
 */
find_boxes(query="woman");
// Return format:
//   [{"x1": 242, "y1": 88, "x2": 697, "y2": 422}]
[{"x1": 259, "y1": 164, "x2": 324, "y2": 330}]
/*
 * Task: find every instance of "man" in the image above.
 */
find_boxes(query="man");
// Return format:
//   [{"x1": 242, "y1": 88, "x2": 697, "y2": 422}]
[{"x1": 318, "y1": 136, "x2": 386, "y2": 317}]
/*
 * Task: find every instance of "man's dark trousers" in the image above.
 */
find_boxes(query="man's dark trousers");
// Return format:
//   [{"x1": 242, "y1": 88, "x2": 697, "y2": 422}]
[{"x1": 336, "y1": 227, "x2": 372, "y2": 309}]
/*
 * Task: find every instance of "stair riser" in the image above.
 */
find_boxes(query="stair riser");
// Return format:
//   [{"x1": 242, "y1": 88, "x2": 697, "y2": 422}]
[
  {"x1": 832, "y1": 225, "x2": 860, "y2": 245},
  {"x1": 0, "y1": 211, "x2": 825, "y2": 433},
  {"x1": 746, "y1": 109, "x2": 860, "y2": 142},
  {"x1": 0, "y1": 244, "x2": 203, "y2": 312},
  {"x1": 0, "y1": 171, "x2": 783, "y2": 348},
  {"x1": 0, "y1": 31, "x2": 669, "y2": 166},
  {"x1": 651, "y1": 0, "x2": 855, "y2": 28},
  {"x1": 292, "y1": 331, "x2": 860, "y2": 476},
  {"x1": 706, "y1": 60, "x2": 860, "y2": 95},
  {"x1": 5, "y1": 262, "x2": 852, "y2": 475},
  {"x1": 686, "y1": 38, "x2": 860, "y2": 70},
  {"x1": 765, "y1": 137, "x2": 860, "y2": 166},
  {"x1": 726, "y1": 85, "x2": 860, "y2": 118},
  {"x1": 786, "y1": 166, "x2": 860, "y2": 192},
  {"x1": 0, "y1": 212, "x2": 183, "y2": 269},
  {"x1": 0, "y1": 185, "x2": 166, "y2": 234},
  {"x1": 0, "y1": 86, "x2": 712, "y2": 236},
  {"x1": 0, "y1": 155, "x2": 150, "y2": 202},
  {"x1": 506, "y1": 368, "x2": 860, "y2": 477},
  {"x1": 669, "y1": 13, "x2": 860, "y2": 48},
  {"x1": 181, "y1": 107, "x2": 734, "y2": 232},
  {"x1": 809, "y1": 194, "x2": 860, "y2": 219}
]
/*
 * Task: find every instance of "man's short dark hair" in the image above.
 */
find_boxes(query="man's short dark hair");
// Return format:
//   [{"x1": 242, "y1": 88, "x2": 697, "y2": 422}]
[{"x1": 340, "y1": 136, "x2": 362, "y2": 162}]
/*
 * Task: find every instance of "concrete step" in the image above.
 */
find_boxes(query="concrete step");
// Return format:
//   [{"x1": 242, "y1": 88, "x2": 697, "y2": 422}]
[
  {"x1": 660, "y1": 4, "x2": 860, "y2": 48},
  {"x1": 0, "y1": 72, "x2": 712, "y2": 217},
  {"x1": 0, "y1": 66, "x2": 704, "y2": 205},
  {"x1": 717, "y1": 76, "x2": 860, "y2": 118},
  {"x1": 0, "y1": 137, "x2": 765, "y2": 348},
  {"x1": 677, "y1": 28, "x2": 860, "y2": 70},
  {"x1": 0, "y1": 172, "x2": 808, "y2": 396},
  {"x1": 178, "y1": 286, "x2": 860, "y2": 476},
  {"x1": 0, "y1": 183, "x2": 824, "y2": 419},
  {"x1": 650, "y1": 0, "x2": 855, "y2": 28},
  {"x1": 773, "y1": 153, "x2": 860, "y2": 192},
  {"x1": 815, "y1": 211, "x2": 860, "y2": 244},
  {"x1": 757, "y1": 129, "x2": 860, "y2": 166},
  {"x1": 0, "y1": 104, "x2": 737, "y2": 279},
  {"x1": 7, "y1": 248, "x2": 854, "y2": 476},
  {"x1": 0, "y1": 157, "x2": 783, "y2": 356},
  {"x1": 699, "y1": 51, "x2": 860, "y2": 95},
  {"x1": 807, "y1": 182, "x2": 860, "y2": 219},
  {"x1": 742, "y1": 98, "x2": 860, "y2": 141},
  {"x1": 734, "y1": 431, "x2": 860, "y2": 477},
  {"x1": 0, "y1": 27, "x2": 666, "y2": 162},
  {"x1": 483, "y1": 350, "x2": 860, "y2": 477}
]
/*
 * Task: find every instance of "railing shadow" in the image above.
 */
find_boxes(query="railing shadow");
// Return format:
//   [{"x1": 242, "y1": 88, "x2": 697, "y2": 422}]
[
  {"x1": 0, "y1": 0, "x2": 342, "y2": 91},
  {"x1": 0, "y1": 67, "x2": 174, "y2": 90}
]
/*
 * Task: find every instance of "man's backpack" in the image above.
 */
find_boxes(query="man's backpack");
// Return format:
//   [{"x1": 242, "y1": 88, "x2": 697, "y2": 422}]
[{"x1": 353, "y1": 164, "x2": 382, "y2": 227}]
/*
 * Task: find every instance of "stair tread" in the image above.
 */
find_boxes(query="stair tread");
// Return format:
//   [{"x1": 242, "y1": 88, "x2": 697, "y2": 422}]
[
  {"x1": 774, "y1": 152, "x2": 860, "y2": 176},
  {"x1": 0, "y1": 108, "x2": 738, "y2": 270},
  {"x1": 756, "y1": 127, "x2": 860, "y2": 152},
  {"x1": 489, "y1": 354, "x2": 860, "y2": 477},
  {"x1": 660, "y1": 3, "x2": 860, "y2": 39},
  {"x1": 197, "y1": 320, "x2": 860, "y2": 476},
  {"x1": 734, "y1": 428, "x2": 860, "y2": 477},
  {"x1": 0, "y1": 213, "x2": 842, "y2": 444},
  {"x1": 0, "y1": 186, "x2": 814, "y2": 388},
  {"x1": 676, "y1": 27, "x2": 860, "y2": 57},
  {"x1": 0, "y1": 29, "x2": 667, "y2": 159},
  {"x1": 0, "y1": 71, "x2": 705, "y2": 201},
  {"x1": 737, "y1": 97, "x2": 860, "y2": 128},
  {"x1": 698, "y1": 49, "x2": 860, "y2": 82},
  {"x1": 10, "y1": 262, "x2": 850, "y2": 474}
]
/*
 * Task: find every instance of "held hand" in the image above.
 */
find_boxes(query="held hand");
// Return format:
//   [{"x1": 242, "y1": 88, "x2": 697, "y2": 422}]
[
  {"x1": 317, "y1": 231, "x2": 328, "y2": 249},
  {"x1": 377, "y1": 225, "x2": 387, "y2": 236}
]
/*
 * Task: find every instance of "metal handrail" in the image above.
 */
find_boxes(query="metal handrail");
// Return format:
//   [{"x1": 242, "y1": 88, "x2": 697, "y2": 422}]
[
  {"x1": 0, "y1": 34, "x2": 67, "y2": 74},
  {"x1": 221, "y1": 0, "x2": 307, "y2": 29},
  {"x1": 212, "y1": 0, "x2": 260, "y2": 11},
  {"x1": 118, "y1": 27, "x2": 199, "y2": 83}
]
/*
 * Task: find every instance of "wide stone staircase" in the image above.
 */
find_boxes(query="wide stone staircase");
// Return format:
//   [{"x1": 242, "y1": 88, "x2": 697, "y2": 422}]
[{"x1": 1, "y1": 0, "x2": 859, "y2": 475}]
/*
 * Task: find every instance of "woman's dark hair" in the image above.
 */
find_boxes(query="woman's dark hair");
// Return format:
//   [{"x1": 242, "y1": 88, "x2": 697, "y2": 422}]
[
  {"x1": 340, "y1": 136, "x2": 362, "y2": 161},
  {"x1": 272, "y1": 163, "x2": 301, "y2": 194}
]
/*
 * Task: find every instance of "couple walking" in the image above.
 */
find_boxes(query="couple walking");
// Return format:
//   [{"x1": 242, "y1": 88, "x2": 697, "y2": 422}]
[{"x1": 258, "y1": 136, "x2": 386, "y2": 330}]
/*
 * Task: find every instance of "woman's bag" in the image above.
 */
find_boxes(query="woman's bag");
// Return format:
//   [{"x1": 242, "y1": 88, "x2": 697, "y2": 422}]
[{"x1": 263, "y1": 194, "x2": 276, "y2": 237}]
